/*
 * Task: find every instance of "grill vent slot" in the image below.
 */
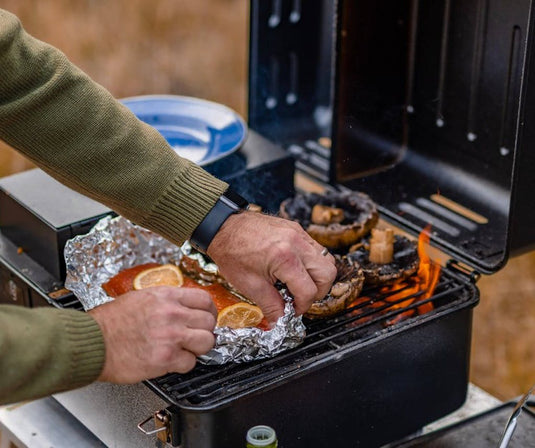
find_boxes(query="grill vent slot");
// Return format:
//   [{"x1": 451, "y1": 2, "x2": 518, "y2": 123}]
[
  {"x1": 416, "y1": 198, "x2": 478, "y2": 230},
  {"x1": 397, "y1": 193, "x2": 488, "y2": 241},
  {"x1": 398, "y1": 202, "x2": 461, "y2": 237}
]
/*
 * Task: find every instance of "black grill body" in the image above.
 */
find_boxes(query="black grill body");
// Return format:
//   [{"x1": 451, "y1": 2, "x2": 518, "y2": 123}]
[
  {"x1": 174, "y1": 309, "x2": 472, "y2": 448},
  {"x1": 145, "y1": 268, "x2": 478, "y2": 448}
]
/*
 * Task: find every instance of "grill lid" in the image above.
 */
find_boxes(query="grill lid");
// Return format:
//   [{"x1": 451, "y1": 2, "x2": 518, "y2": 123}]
[
  {"x1": 247, "y1": 0, "x2": 535, "y2": 275},
  {"x1": 330, "y1": 0, "x2": 535, "y2": 274}
]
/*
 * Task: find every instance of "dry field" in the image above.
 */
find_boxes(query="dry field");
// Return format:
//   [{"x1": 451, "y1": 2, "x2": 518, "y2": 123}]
[
  {"x1": 0, "y1": 0, "x2": 248, "y2": 177},
  {"x1": 1, "y1": 1, "x2": 534, "y2": 402}
]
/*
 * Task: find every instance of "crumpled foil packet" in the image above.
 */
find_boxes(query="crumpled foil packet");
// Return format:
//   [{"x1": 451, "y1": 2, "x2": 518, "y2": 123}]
[
  {"x1": 64, "y1": 215, "x2": 183, "y2": 310},
  {"x1": 64, "y1": 215, "x2": 306, "y2": 364},
  {"x1": 200, "y1": 292, "x2": 306, "y2": 365}
]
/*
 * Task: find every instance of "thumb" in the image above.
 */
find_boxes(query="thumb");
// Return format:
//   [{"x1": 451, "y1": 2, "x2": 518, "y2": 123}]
[{"x1": 252, "y1": 283, "x2": 286, "y2": 326}]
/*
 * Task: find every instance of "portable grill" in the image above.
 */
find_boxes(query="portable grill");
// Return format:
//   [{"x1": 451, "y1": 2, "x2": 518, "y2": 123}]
[
  {"x1": 138, "y1": 269, "x2": 478, "y2": 447},
  {"x1": 1, "y1": 0, "x2": 535, "y2": 447}
]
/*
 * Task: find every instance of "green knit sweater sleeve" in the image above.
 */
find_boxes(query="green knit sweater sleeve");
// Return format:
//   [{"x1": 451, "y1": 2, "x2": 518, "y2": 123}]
[
  {"x1": 0, "y1": 305, "x2": 105, "y2": 405},
  {"x1": 0, "y1": 9, "x2": 230, "y2": 405},
  {"x1": 0, "y1": 9, "x2": 229, "y2": 245}
]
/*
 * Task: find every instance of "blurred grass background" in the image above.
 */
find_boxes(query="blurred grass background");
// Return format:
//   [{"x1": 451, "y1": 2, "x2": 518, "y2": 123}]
[
  {"x1": 1, "y1": 1, "x2": 534, "y2": 402},
  {"x1": 0, "y1": 0, "x2": 247, "y2": 176}
]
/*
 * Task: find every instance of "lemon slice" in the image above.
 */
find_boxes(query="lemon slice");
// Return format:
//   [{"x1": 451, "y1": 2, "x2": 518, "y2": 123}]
[
  {"x1": 133, "y1": 264, "x2": 184, "y2": 290},
  {"x1": 216, "y1": 303, "x2": 264, "y2": 329}
]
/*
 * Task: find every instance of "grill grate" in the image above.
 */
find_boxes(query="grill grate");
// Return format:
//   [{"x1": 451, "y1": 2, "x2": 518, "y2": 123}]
[
  {"x1": 146, "y1": 266, "x2": 476, "y2": 408},
  {"x1": 50, "y1": 292, "x2": 84, "y2": 311}
]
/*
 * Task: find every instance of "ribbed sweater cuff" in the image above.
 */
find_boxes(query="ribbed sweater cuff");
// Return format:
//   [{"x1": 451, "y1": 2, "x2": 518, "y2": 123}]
[
  {"x1": 142, "y1": 163, "x2": 228, "y2": 245},
  {"x1": 56, "y1": 309, "x2": 105, "y2": 388}
]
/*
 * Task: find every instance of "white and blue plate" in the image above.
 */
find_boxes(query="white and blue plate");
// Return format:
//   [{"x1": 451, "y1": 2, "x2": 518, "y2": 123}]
[{"x1": 121, "y1": 95, "x2": 247, "y2": 166}]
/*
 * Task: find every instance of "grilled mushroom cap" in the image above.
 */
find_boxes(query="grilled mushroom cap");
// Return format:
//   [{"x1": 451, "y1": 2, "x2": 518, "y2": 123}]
[
  {"x1": 347, "y1": 235, "x2": 419, "y2": 286},
  {"x1": 305, "y1": 255, "x2": 364, "y2": 319},
  {"x1": 279, "y1": 190, "x2": 379, "y2": 249}
]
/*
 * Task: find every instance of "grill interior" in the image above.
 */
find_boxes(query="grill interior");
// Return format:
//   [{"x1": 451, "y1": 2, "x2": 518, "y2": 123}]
[
  {"x1": 145, "y1": 266, "x2": 476, "y2": 409},
  {"x1": 249, "y1": 0, "x2": 535, "y2": 275},
  {"x1": 54, "y1": 293, "x2": 84, "y2": 311}
]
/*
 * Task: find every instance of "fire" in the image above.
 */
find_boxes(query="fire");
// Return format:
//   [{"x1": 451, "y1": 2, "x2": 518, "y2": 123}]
[
  {"x1": 414, "y1": 225, "x2": 441, "y2": 313},
  {"x1": 348, "y1": 225, "x2": 442, "y2": 326}
]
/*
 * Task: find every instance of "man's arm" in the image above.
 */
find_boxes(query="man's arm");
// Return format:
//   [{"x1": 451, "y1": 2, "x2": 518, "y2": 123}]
[
  {"x1": 0, "y1": 9, "x2": 228, "y2": 245},
  {"x1": 0, "y1": 305, "x2": 104, "y2": 405},
  {"x1": 0, "y1": 8, "x2": 336, "y2": 322},
  {"x1": 0, "y1": 8, "x2": 337, "y2": 405},
  {"x1": 0, "y1": 9, "x2": 225, "y2": 405},
  {"x1": 0, "y1": 287, "x2": 217, "y2": 405}
]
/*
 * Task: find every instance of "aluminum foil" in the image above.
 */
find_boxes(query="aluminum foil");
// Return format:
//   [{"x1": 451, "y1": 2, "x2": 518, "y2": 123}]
[
  {"x1": 64, "y1": 215, "x2": 306, "y2": 364},
  {"x1": 64, "y1": 215, "x2": 183, "y2": 310},
  {"x1": 200, "y1": 291, "x2": 306, "y2": 365}
]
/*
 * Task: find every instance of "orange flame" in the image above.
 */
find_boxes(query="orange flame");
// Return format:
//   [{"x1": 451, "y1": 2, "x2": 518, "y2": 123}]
[
  {"x1": 348, "y1": 226, "x2": 441, "y2": 326},
  {"x1": 414, "y1": 225, "x2": 441, "y2": 312}
]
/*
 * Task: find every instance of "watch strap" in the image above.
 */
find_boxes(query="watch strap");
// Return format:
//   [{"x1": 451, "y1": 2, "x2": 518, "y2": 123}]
[{"x1": 190, "y1": 188, "x2": 248, "y2": 253}]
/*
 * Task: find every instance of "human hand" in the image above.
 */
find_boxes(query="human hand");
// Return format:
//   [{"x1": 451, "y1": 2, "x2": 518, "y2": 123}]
[
  {"x1": 207, "y1": 211, "x2": 337, "y2": 325},
  {"x1": 88, "y1": 286, "x2": 217, "y2": 383}
]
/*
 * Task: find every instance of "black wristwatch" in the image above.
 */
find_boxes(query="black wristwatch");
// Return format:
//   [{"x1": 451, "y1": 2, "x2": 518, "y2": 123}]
[{"x1": 190, "y1": 188, "x2": 249, "y2": 253}]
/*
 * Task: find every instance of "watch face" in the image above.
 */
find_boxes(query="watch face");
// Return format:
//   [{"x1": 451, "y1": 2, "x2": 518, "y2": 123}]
[
  {"x1": 220, "y1": 195, "x2": 241, "y2": 211},
  {"x1": 224, "y1": 188, "x2": 249, "y2": 209}
]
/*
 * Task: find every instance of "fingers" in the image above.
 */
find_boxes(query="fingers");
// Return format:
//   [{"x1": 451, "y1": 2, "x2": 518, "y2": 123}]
[
  {"x1": 145, "y1": 314, "x2": 215, "y2": 374},
  {"x1": 273, "y1": 259, "x2": 319, "y2": 316},
  {"x1": 91, "y1": 286, "x2": 219, "y2": 383},
  {"x1": 177, "y1": 328, "x2": 216, "y2": 357},
  {"x1": 303, "y1": 250, "x2": 337, "y2": 301},
  {"x1": 152, "y1": 342, "x2": 208, "y2": 374},
  {"x1": 245, "y1": 282, "x2": 286, "y2": 326},
  {"x1": 173, "y1": 287, "x2": 218, "y2": 318},
  {"x1": 143, "y1": 286, "x2": 217, "y2": 349},
  {"x1": 132, "y1": 287, "x2": 217, "y2": 332},
  {"x1": 271, "y1": 232, "x2": 337, "y2": 316},
  {"x1": 169, "y1": 349, "x2": 197, "y2": 374},
  {"x1": 296, "y1": 231, "x2": 338, "y2": 301},
  {"x1": 207, "y1": 212, "x2": 338, "y2": 321},
  {"x1": 274, "y1": 257, "x2": 336, "y2": 316}
]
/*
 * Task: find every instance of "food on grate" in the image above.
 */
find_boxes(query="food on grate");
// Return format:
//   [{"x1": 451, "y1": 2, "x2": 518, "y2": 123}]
[
  {"x1": 369, "y1": 228, "x2": 394, "y2": 264},
  {"x1": 133, "y1": 264, "x2": 184, "y2": 290},
  {"x1": 305, "y1": 255, "x2": 365, "y2": 319},
  {"x1": 279, "y1": 190, "x2": 379, "y2": 249},
  {"x1": 181, "y1": 280, "x2": 269, "y2": 329},
  {"x1": 311, "y1": 204, "x2": 345, "y2": 225},
  {"x1": 102, "y1": 263, "x2": 269, "y2": 330},
  {"x1": 183, "y1": 279, "x2": 270, "y2": 328},
  {"x1": 184, "y1": 280, "x2": 241, "y2": 312},
  {"x1": 216, "y1": 302, "x2": 264, "y2": 329},
  {"x1": 347, "y1": 231, "x2": 420, "y2": 286},
  {"x1": 102, "y1": 262, "x2": 161, "y2": 297}
]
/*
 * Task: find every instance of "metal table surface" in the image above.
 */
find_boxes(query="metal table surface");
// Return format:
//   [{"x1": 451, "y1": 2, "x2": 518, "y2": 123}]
[
  {"x1": 0, "y1": 396, "x2": 105, "y2": 448},
  {"x1": 0, "y1": 384, "x2": 501, "y2": 448}
]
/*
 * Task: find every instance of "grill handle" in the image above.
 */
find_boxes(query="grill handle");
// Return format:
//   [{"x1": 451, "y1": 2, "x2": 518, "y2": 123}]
[
  {"x1": 138, "y1": 408, "x2": 182, "y2": 447},
  {"x1": 138, "y1": 410, "x2": 172, "y2": 445},
  {"x1": 137, "y1": 414, "x2": 168, "y2": 435}
]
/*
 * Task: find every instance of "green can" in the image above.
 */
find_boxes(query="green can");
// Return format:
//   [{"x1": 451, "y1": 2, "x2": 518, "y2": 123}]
[{"x1": 246, "y1": 425, "x2": 278, "y2": 448}]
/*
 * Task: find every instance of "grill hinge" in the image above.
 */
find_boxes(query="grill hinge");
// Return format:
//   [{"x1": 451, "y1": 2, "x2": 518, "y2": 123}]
[
  {"x1": 138, "y1": 407, "x2": 182, "y2": 447},
  {"x1": 446, "y1": 259, "x2": 481, "y2": 284}
]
